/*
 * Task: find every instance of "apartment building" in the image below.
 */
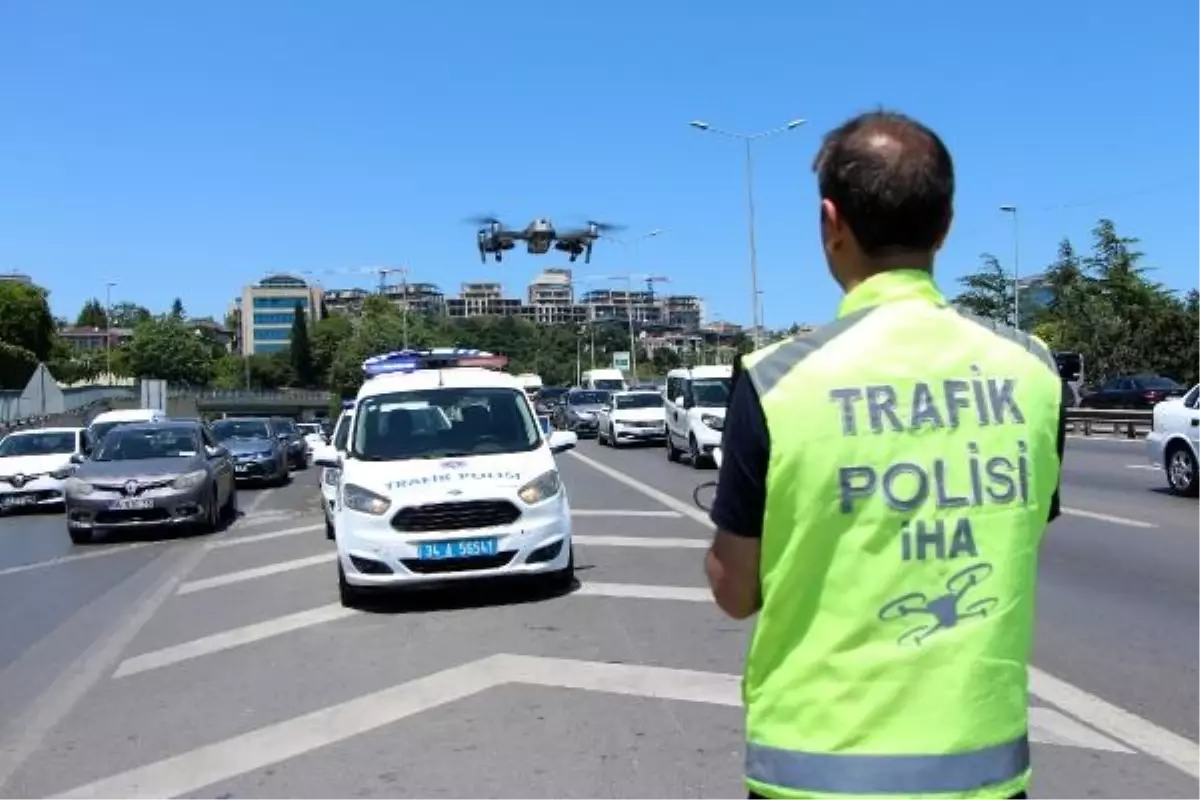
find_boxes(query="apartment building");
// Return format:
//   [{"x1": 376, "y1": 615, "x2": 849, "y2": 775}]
[
  {"x1": 59, "y1": 326, "x2": 134, "y2": 351},
  {"x1": 238, "y1": 273, "x2": 324, "y2": 355}
]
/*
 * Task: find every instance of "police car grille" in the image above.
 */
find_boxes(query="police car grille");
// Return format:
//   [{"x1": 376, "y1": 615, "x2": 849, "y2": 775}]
[{"x1": 391, "y1": 500, "x2": 521, "y2": 532}]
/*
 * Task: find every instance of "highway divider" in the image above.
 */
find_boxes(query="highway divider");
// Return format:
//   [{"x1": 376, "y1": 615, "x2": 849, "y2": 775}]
[{"x1": 1065, "y1": 408, "x2": 1152, "y2": 439}]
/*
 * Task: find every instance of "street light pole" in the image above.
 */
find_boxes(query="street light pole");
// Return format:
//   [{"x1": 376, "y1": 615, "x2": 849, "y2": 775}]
[
  {"x1": 104, "y1": 281, "x2": 116, "y2": 383},
  {"x1": 999, "y1": 205, "x2": 1021, "y2": 330},
  {"x1": 690, "y1": 118, "x2": 805, "y2": 349},
  {"x1": 606, "y1": 229, "x2": 665, "y2": 381}
]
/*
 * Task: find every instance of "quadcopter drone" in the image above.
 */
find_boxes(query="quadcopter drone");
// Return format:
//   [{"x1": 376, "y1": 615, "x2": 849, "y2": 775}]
[
  {"x1": 877, "y1": 562, "x2": 999, "y2": 646},
  {"x1": 467, "y1": 216, "x2": 624, "y2": 264}
]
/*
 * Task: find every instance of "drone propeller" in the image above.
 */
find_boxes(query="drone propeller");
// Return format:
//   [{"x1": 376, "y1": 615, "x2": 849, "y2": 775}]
[
  {"x1": 465, "y1": 214, "x2": 503, "y2": 227},
  {"x1": 585, "y1": 219, "x2": 625, "y2": 234}
]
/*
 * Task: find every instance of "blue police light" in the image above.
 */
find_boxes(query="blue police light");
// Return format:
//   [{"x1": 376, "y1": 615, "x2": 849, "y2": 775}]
[
  {"x1": 361, "y1": 348, "x2": 509, "y2": 378},
  {"x1": 340, "y1": 399, "x2": 356, "y2": 410}
]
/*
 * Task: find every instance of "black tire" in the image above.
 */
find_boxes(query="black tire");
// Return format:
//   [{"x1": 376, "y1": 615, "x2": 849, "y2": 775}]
[
  {"x1": 199, "y1": 487, "x2": 220, "y2": 533},
  {"x1": 546, "y1": 547, "x2": 575, "y2": 592},
  {"x1": 338, "y1": 562, "x2": 367, "y2": 608},
  {"x1": 325, "y1": 516, "x2": 335, "y2": 541},
  {"x1": 68, "y1": 527, "x2": 92, "y2": 545},
  {"x1": 1165, "y1": 442, "x2": 1199, "y2": 497},
  {"x1": 666, "y1": 433, "x2": 682, "y2": 463},
  {"x1": 222, "y1": 483, "x2": 238, "y2": 524},
  {"x1": 688, "y1": 434, "x2": 706, "y2": 470}
]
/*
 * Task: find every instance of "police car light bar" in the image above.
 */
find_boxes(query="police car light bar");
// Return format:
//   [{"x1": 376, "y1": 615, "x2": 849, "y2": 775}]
[
  {"x1": 341, "y1": 399, "x2": 356, "y2": 410},
  {"x1": 361, "y1": 348, "x2": 509, "y2": 377}
]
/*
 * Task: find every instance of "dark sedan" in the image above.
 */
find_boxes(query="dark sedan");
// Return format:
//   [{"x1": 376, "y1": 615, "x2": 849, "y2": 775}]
[
  {"x1": 534, "y1": 387, "x2": 569, "y2": 416},
  {"x1": 553, "y1": 390, "x2": 611, "y2": 437},
  {"x1": 211, "y1": 417, "x2": 290, "y2": 486},
  {"x1": 64, "y1": 421, "x2": 237, "y2": 544},
  {"x1": 1080, "y1": 374, "x2": 1188, "y2": 410},
  {"x1": 270, "y1": 416, "x2": 309, "y2": 470}
]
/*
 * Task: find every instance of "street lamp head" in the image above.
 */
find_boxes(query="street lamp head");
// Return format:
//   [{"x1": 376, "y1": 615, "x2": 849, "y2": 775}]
[
  {"x1": 646, "y1": 229, "x2": 664, "y2": 238},
  {"x1": 688, "y1": 120, "x2": 711, "y2": 131},
  {"x1": 999, "y1": 205, "x2": 1017, "y2": 213},
  {"x1": 785, "y1": 119, "x2": 807, "y2": 130}
]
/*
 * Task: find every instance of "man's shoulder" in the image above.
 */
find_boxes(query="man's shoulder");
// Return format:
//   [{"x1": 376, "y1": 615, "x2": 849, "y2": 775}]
[
  {"x1": 742, "y1": 313, "x2": 876, "y2": 391},
  {"x1": 952, "y1": 311, "x2": 1058, "y2": 375}
]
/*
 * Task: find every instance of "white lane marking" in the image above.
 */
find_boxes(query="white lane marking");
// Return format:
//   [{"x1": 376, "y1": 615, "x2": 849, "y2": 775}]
[
  {"x1": 575, "y1": 581, "x2": 710, "y2": 602},
  {"x1": 178, "y1": 554, "x2": 336, "y2": 595},
  {"x1": 575, "y1": 535, "x2": 708, "y2": 549},
  {"x1": 0, "y1": 544, "x2": 211, "y2": 791},
  {"x1": 1126, "y1": 464, "x2": 1160, "y2": 471},
  {"x1": 112, "y1": 604, "x2": 357, "y2": 679},
  {"x1": 571, "y1": 509, "x2": 682, "y2": 518},
  {"x1": 229, "y1": 510, "x2": 299, "y2": 529},
  {"x1": 568, "y1": 450, "x2": 711, "y2": 526},
  {"x1": 0, "y1": 540, "x2": 167, "y2": 578},
  {"x1": 242, "y1": 489, "x2": 274, "y2": 517},
  {"x1": 206, "y1": 524, "x2": 325, "y2": 549},
  {"x1": 1030, "y1": 665, "x2": 1199, "y2": 777},
  {"x1": 59, "y1": 654, "x2": 1134, "y2": 799},
  {"x1": 1061, "y1": 507, "x2": 1156, "y2": 529}
]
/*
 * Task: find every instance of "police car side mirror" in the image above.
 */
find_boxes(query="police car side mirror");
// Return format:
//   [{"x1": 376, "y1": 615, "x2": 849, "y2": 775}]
[
  {"x1": 313, "y1": 446, "x2": 342, "y2": 469},
  {"x1": 547, "y1": 430, "x2": 577, "y2": 454},
  {"x1": 70, "y1": 452, "x2": 86, "y2": 465}
]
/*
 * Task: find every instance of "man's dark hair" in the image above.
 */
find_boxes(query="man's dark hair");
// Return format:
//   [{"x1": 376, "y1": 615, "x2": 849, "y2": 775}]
[{"x1": 812, "y1": 110, "x2": 954, "y2": 257}]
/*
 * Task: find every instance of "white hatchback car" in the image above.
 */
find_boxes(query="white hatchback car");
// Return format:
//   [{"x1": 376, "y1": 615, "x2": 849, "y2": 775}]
[
  {"x1": 1146, "y1": 384, "x2": 1199, "y2": 496},
  {"x1": 0, "y1": 427, "x2": 86, "y2": 513},
  {"x1": 315, "y1": 349, "x2": 579, "y2": 607},
  {"x1": 314, "y1": 405, "x2": 355, "y2": 540}
]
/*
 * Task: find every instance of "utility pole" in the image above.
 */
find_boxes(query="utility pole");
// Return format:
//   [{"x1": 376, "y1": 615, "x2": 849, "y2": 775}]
[
  {"x1": 999, "y1": 205, "x2": 1021, "y2": 330},
  {"x1": 689, "y1": 118, "x2": 806, "y2": 348}
]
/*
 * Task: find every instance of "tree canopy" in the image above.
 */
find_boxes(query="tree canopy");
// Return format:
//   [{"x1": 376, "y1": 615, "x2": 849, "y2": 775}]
[
  {"x1": 0, "y1": 281, "x2": 56, "y2": 388},
  {"x1": 954, "y1": 218, "x2": 1198, "y2": 387},
  {"x1": 75, "y1": 298, "x2": 108, "y2": 328},
  {"x1": 124, "y1": 316, "x2": 214, "y2": 386}
]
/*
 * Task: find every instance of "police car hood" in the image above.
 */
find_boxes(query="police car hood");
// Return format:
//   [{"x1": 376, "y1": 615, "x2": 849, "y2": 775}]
[
  {"x1": 0, "y1": 453, "x2": 73, "y2": 477},
  {"x1": 356, "y1": 451, "x2": 541, "y2": 501}
]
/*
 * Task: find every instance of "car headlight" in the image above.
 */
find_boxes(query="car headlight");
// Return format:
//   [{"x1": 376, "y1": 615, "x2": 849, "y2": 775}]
[
  {"x1": 517, "y1": 469, "x2": 561, "y2": 505},
  {"x1": 50, "y1": 466, "x2": 75, "y2": 480},
  {"x1": 322, "y1": 467, "x2": 341, "y2": 486},
  {"x1": 64, "y1": 477, "x2": 94, "y2": 496},
  {"x1": 342, "y1": 483, "x2": 390, "y2": 515},
  {"x1": 701, "y1": 414, "x2": 724, "y2": 431},
  {"x1": 172, "y1": 470, "x2": 208, "y2": 490}
]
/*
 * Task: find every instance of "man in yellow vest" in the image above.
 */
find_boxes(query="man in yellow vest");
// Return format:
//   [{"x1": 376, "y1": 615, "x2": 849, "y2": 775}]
[{"x1": 705, "y1": 110, "x2": 1065, "y2": 800}]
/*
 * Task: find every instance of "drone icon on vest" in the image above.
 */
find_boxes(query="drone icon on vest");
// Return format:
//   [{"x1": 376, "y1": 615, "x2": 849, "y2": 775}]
[{"x1": 878, "y1": 562, "x2": 998, "y2": 646}]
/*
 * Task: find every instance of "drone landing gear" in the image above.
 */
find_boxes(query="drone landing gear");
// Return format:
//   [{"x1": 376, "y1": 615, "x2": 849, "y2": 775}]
[{"x1": 495, "y1": 253, "x2": 503, "y2": 263}]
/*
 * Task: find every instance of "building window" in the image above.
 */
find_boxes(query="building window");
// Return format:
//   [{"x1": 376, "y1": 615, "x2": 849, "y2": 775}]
[
  {"x1": 252, "y1": 297, "x2": 309, "y2": 309},
  {"x1": 253, "y1": 327, "x2": 292, "y2": 341},
  {"x1": 254, "y1": 342, "x2": 287, "y2": 353},
  {"x1": 253, "y1": 312, "x2": 295, "y2": 325}
]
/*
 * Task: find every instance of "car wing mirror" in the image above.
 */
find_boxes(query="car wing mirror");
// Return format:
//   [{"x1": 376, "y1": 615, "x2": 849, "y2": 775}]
[{"x1": 69, "y1": 452, "x2": 86, "y2": 465}]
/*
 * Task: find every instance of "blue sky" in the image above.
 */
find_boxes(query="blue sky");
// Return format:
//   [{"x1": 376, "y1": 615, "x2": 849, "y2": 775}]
[{"x1": 1, "y1": 1, "x2": 1196, "y2": 329}]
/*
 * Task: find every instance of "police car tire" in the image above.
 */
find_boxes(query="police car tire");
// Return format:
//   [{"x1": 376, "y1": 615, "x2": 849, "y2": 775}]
[
  {"x1": 688, "y1": 435, "x2": 706, "y2": 469},
  {"x1": 547, "y1": 548, "x2": 575, "y2": 592},
  {"x1": 666, "y1": 436, "x2": 681, "y2": 462},
  {"x1": 68, "y1": 527, "x2": 92, "y2": 545},
  {"x1": 325, "y1": 517, "x2": 335, "y2": 540},
  {"x1": 338, "y1": 563, "x2": 367, "y2": 608}
]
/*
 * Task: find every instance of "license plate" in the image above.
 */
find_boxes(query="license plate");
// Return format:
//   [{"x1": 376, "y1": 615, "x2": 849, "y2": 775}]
[
  {"x1": 235, "y1": 465, "x2": 249, "y2": 473},
  {"x1": 1, "y1": 495, "x2": 35, "y2": 507},
  {"x1": 109, "y1": 498, "x2": 154, "y2": 510},
  {"x1": 416, "y1": 537, "x2": 498, "y2": 560}
]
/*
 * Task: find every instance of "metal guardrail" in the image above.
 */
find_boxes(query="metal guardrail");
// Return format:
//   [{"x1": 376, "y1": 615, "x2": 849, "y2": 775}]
[
  {"x1": 0, "y1": 399, "x2": 111, "y2": 437},
  {"x1": 1064, "y1": 408, "x2": 1153, "y2": 439},
  {"x1": 187, "y1": 389, "x2": 333, "y2": 401}
]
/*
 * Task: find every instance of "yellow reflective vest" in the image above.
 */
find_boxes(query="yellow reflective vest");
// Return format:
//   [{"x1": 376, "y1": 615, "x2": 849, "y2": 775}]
[{"x1": 740, "y1": 270, "x2": 1062, "y2": 799}]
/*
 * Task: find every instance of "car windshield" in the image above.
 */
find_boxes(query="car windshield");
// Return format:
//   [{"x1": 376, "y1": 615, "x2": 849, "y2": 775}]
[
  {"x1": 0, "y1": 430, "x2": 78, "y2": 457},
  {"x1": 692, "y1": 378, "x2": 731, "y2": 407},
  {"x1": 593, "y1": 379, "x2": 625, "y2": 391},
  {"x1": 538, "y1": 388, "x2": 567, "y2": 401},
  {"x1": 351, "y1": 388, "x2": 540, "y2": 460},
  {"x1": 273, "y1": 419, "x2": 298, "y2": 434},
  {"x1": 211, "y1": 419, "x2": 271, "y2": 440},
  {"x1": 1137, "y1": 376, "x2": 1181, "y2": 390},
  {"x1": 89, "y1": 420, "x2": 137, "y2": 444},
  {"x1": 569, "y1": 391, "x2": 609, "y2": 406},
  {"x1": 332, "y1": 413, "x2": 354, "y2": 451},
  {"x1": 94, "y1": 428, "x2": 199, "y2": 461},
  {"x1": 615, "y1": 393, "x2": 663, "y2": 410}
]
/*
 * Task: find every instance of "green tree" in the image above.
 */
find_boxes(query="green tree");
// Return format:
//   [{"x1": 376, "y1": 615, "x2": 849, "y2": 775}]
[
  {"x1": 311, "y1": 314, "x2": 355, "y2": 386},
  {"x1": 952, "y1": 254, "x2": 1014, "y2": 326},
  {"x1": 211, "y1": 352, "x2": 293, "y2": 390},
  {"x1": 109, "y1": 301, "x2": 152, "y2": 328},
  {"x1": 0, "y1": 341, "x2": 38, "y2": 390},
  {"x1": 125, "y1": 316, "x2": 214, "y2": 386},
  {"x1": 289, "y1": 301, "x2": 315, "y2": 387},
  {"x1": 75, "y1": 298, "x2": 108, "y2": 328},
  {"x1": 169, "y1": 298, "x2": 186, "y2": 320}
]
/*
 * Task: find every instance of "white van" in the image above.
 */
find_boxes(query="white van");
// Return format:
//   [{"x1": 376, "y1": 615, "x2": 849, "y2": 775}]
[
  {"x1": 580, "y1": 369, "x2": 627, "y2": 392},
  {"x1": 87, "y1": 408, "x2": 169, "y2": 452},
  {"x1": 664, "y1": 365, "x2": 733, "y2": 468}
]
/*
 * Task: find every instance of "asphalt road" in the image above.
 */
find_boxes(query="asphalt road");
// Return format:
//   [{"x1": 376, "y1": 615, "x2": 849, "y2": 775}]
[{"x1": 0, "y1": 435, "x2": 1194, "y2": 798}]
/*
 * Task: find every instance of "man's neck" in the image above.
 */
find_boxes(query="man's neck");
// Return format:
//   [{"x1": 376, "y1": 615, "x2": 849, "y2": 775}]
[{"x1": 841, "y1": 255, "x2": 934, "y2": 293}]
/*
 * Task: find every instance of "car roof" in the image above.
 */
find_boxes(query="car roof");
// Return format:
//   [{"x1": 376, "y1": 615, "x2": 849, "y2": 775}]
[
  {"x1": 7, "y1": 426, "x2": 83, "y2": 436},
  {"x1": 108, "y1": 421, "x2": 202, "y2": 434}
]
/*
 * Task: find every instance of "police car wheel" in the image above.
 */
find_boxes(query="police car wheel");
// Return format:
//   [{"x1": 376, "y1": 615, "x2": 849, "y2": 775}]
[
  {"x1": 688, "y1": 435, "x2": 706, "y2": 469},
  {"x1": 325, "y1": 517, "x2": 335, "y2": 540},
  {"x1": 338, "y1": 563, "x2": 368, "y2": 608},
  {"x1": 666, "y1": 435, "x2": 681, "y2": 462},
  {"x1": 68, "y1": 527, "x2": 92, "y2": 545},
  {"x1": 1166, "y1": 443, "x2": 1198, "y2": 496},
  {"x1": 546, "y1": 548, "x2": 575, "y2": 592}
]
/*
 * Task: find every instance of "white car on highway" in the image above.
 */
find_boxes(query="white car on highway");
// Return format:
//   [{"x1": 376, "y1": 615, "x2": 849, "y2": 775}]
[
  {"x1": 597, "y1": 390, "x2": 666, "y2": 447},
  {"x1": 1146, "y1": 383, "x2": 1199, "y2": 496},
  {"x1": 314, "y1": 349, "x2": 579, "y2": 607},
  {"x1": 0, "y1": 427, "x2": 86, "y2": 513},
  {"x1": 315, "y1": 403, "x2": 355, "y2": 540},
  {"x1": 664, "y1": 365, "x2": 732, "y2": 468}
]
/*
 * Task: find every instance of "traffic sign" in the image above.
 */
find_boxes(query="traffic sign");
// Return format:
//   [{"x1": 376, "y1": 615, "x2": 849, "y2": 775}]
[{"x1": 612, "y1": 351, "x2": 630, "y2": 371}]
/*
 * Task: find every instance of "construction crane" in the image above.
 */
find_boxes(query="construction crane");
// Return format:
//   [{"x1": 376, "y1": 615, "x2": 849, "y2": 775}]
[{"x1": 642, "y1": 275, "x2": 669, "y2": 303}]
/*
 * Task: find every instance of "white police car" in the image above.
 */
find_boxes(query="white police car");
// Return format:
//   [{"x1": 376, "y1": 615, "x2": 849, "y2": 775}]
[{"x1": 314, "y1": 349, "x2": 579, "y2": 607}]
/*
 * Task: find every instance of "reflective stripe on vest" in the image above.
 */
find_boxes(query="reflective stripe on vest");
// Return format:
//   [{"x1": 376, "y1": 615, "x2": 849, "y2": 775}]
[{"x1": 746, "y1": 734, "x2": 1030, "y2": 796}]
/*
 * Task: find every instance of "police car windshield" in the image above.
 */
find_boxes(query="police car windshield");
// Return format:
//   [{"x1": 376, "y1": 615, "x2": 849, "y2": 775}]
[
  {"x1": 615, "y1": 393, "x2": 663, "y2": 410},
  {"x1": 351, "y1": 388, "x2": 540, "y2": 460},
  {"x1": 692, "y1": 379, "x2": 731, "y2": 407},
  {"x1": 0, "y1": 431, "x2": 77, "y2": 457},
  {"x1": 211, "y1": 419, "x2": 271, "y2": 440}
]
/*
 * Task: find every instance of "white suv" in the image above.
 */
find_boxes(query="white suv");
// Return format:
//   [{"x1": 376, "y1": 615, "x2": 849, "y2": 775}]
[
  {"x1": 1146, "y1": 384, "x2": 1199, "y2": 496},
  {"x1": 664, "y1": 365, "x2": 732, "y2": 468},
  {"x1": 315, "y1": 349, "x2": 579, "y2": 607}
]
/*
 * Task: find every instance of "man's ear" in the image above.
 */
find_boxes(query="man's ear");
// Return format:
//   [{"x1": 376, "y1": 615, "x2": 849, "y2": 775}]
[
  {"x1": 933, "y1": 209, "x2": 954, "y2": 252},
  {"x1": 821, "y1": 198, "x2": 844, "y2": 251}
]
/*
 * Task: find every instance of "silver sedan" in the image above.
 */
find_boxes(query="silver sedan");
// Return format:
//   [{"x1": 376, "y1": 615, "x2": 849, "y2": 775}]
[{"x1": 64, "y1": 421, "x2": 237, "y2": 544}]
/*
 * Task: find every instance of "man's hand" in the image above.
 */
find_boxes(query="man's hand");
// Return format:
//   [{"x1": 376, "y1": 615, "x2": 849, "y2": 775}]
[{"x1": 705, "y1": 529, "x2": 761, "y2": 619}]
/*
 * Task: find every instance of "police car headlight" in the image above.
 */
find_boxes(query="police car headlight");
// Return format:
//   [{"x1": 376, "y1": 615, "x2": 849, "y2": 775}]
[
  {"x1": 64, "y1": 477, "x2": 94, "y2": 496},
  {"x1": 342, "y1": 483, "x2": 391, "y2": 516},
  {"x1": 322, "y1": 467, "x2": 341, "y2": 486},
  {"x1": 172, "y1": 470, "x2": 207, "y2": 490},
  {"x1": 701, "y1": 414, "x2": 724, "y2": 431},
  {"x1": 517, "y1": 470, "x2": 561, "y2": 505}
]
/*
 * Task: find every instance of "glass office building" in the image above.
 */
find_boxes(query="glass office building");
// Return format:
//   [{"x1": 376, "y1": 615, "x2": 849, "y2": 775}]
[{"x1": 238, "y1": 274, "x2": 324, "y2": 355}]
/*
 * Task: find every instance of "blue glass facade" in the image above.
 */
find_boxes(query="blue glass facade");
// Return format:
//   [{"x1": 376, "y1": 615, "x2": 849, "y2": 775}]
[
  {"x1": 254, "y1": 342, "x2": 287, "y2": 353},
  {"x1": 253, "y1": 296, "x2": 309, "y2": 309},
  {"x1": 253, "y1": 312, "x2": 295, "y2": 325},
  {"x1": 254, "y1": 327, "x2": 291, "y2": 341}
]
